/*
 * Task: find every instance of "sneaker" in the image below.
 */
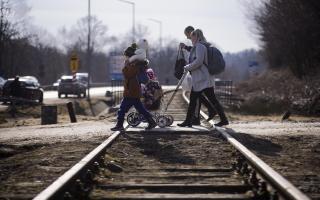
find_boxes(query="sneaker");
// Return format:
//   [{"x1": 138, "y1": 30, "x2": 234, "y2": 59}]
[
  {"x1": 214, "y1": 120, "x2": 229, "y2": 127},
  {"x1": 111, "y1": 126, "x2": 125, "y2": 131}
]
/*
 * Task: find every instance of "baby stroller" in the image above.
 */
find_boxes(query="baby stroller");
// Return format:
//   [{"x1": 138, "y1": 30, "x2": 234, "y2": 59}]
[
  {"x1": 126, "y1": 71, "x2": 188, "y2": 128},
  {"x1": 126, "y1": 81, "x2": 164, "y2": 128}
]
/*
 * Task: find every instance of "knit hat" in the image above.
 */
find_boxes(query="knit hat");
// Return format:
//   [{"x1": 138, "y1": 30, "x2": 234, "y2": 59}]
[{"x1": 124, "y1": 43, "x2": 137, "y2": 57}]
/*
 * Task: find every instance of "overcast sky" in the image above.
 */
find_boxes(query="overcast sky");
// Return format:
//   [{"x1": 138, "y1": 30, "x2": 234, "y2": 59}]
[{"x1": 27, "y1": 0, "x2": 259, "y2": 53}]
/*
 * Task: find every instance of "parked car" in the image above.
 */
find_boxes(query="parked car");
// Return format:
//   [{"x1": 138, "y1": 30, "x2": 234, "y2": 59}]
[
  {"x1": 0, "y1": 76, "x2": 43, "y2": 104},
  {"x1": 58, "y1": 75, "x2": 86, "y2": 98},
  {"x1": 21, "y1": 76, "x2": 41, "y2": 87}
]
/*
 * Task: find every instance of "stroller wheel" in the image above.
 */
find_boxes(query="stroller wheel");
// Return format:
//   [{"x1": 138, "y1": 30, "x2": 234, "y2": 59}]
[
  {"x1": 127, "y1": 112, "x2": 141, "y2": 127},
  {"x1": 166, "y1": 115, "x2": 174, "y2": 126},
  {"x1": 153, "y1": 112, "x2": 160, "y2": 118},
  {"x1": 156, "y1": 115, "x2": 167, "y2": 128}
]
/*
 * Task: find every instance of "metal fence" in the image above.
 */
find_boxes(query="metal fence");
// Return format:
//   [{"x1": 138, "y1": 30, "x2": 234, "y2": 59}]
[
  {"x1": 109, "y1": 80, "x2": 234, "y2": 107},
  {"x1": 110, "y1": 80, "x2": 123, "y2": 105},
  {"x1": 215, "y1": 80, "x2": 233, "y2": 106}
]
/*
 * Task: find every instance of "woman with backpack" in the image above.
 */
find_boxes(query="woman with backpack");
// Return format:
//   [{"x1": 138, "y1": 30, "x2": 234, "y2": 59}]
[
  {"x1": 177, "y1": 29, "x2": 229, "y2": 127},
  {"x1": 178, "y1": 26, "x2": 217, "y2": 124}
]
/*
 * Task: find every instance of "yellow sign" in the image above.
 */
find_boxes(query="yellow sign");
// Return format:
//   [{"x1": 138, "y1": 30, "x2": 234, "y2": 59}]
[{"x1": 70, "y1": 53, "x2": 79, "y2": 72}]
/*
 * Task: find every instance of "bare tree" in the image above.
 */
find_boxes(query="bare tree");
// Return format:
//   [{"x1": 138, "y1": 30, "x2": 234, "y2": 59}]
[
  {"x1": 0, "y1": 0, "x2": 20, "y2": 77},
  {"x1": 252, "y1": 0, "x2": 320, "y2": 79},
  {"x1": 59, "y1": 15, "x2": 108, "y2": 53}
]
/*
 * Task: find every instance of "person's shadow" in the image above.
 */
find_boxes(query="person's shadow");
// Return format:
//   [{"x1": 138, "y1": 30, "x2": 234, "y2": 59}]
[
  {"x1": 123, "y1": 132, "x2": 196, "y2": 165},
  {"x1": 225, "y1": 128, "x2": 283, "y2": 157}
]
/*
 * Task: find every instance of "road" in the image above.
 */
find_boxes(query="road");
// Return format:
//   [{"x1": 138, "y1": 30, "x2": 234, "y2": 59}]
[
  {"x1": 44, "y1": 85, "x2": 177, "y2": 99},
  {"x1": 0, "y1": 85, "x2": 177, "y2": 109},
  {"x1": 44, "y1": 87, "x2": 110, "y2": 99}
]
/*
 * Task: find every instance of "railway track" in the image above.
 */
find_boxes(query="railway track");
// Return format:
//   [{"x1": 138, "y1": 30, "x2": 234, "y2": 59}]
[{"x1": 34, "y1": 90, "x2": 311, "y2": 200}]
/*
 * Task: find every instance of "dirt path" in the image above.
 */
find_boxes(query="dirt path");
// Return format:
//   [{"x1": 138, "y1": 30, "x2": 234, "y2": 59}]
[{"x1": 0, "y1": 121, "x2": 114, "y2": 146}]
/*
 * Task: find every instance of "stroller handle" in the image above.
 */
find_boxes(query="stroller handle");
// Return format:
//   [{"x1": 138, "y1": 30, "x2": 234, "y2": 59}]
[{"x1": 162, "y1": 70, "x2": 188, "y2": 113}]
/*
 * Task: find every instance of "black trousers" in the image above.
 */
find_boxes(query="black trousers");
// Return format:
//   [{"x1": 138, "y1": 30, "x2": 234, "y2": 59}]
[
  {"x1": 193, "y1": 93, "x2": 217, "y2": 121},
  {"x1": 186, "y1": 87, "x2": 227, "y2": 123}
]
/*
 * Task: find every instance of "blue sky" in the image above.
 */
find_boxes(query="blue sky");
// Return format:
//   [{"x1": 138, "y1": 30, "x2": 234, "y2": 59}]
[{"x1": 27, "y1": 0, "x2": 259, "y2": 53}]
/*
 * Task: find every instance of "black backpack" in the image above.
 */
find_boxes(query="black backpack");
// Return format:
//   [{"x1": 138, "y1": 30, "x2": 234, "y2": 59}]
[
  {"x1": 205, "y1": 45, "x2": 225, "y2": 75},
  {"x1": 174, "y1": 48, "x2": 186, "y2": 80}
]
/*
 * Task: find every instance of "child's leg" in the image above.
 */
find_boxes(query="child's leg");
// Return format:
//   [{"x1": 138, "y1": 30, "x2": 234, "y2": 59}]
[
  {"x1": 132, "y1": 99, "x2": 151, "y2": 118},
  {"x1": 132, "y1": 98, "x2": 157, "y2": 129},
  {"x1": 111, "y1": 98, "x2": 134, "y2": 131},
  {"x1": 117, "y1": 98, "x2": 134, "y2": 123}
]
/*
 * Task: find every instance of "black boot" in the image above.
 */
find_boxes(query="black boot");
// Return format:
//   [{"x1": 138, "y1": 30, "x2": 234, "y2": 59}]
[
  {"x1": 111, "y1": 119, "x2": 125, "y2": 131},
  {"x1": 177, "y1": 120, "x2": 192, "y2": 127},
  {"x1": 214, "y1": 120, "x2": 229, "y2": 127},
  {"x1": 192, "y1": 117, "x2": 201, "y2": 125},
  {"x1": 214, "y1": 107, "x2": 228, "y2": 127},
  {"x1": 199, "y1": 94, "x2": 217, "y2": 122},
  {"x1": 146, "y1": 116, "x2": 157, "y2": 130},
  {"x1": 209, "y1": 97, "x2": 228, "y2": 126}
]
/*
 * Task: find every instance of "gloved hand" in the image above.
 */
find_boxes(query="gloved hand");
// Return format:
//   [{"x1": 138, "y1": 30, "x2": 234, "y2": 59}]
[
  {"x1": 179, "y1": 43, "x2": 186, "y2": 49},
  {"x1": 183, "y1": 65, "x2": 189, "y2": 73}
]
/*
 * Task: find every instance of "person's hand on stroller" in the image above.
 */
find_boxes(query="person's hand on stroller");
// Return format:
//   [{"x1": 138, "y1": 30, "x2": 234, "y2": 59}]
[{"x1": 183, "y1": 65, "x2": 190, "y2": 73}]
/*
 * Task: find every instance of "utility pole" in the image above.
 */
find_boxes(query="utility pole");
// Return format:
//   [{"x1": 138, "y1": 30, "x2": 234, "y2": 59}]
[
  {"x1": 87, "y1": 0, "x2": 91, "y2": 100},
  {"x1": 118, "y1": 0, "x2": 135, "y2": 43}
]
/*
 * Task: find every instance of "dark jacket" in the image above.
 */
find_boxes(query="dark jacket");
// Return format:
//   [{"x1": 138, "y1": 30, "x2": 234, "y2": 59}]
[{"x1": 122, "y1": 60, "x2": 144, "y2": 98}]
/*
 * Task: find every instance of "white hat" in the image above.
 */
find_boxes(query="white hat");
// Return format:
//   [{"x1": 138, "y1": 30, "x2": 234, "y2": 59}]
[{"x1": 137, "y1": 39, "x2": 148, "y2": 50}]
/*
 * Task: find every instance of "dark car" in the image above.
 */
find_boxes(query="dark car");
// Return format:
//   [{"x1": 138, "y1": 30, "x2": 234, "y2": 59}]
[
  {"x1": 0, "y1": 76, "x2": 43, "y2": 104},
  {"x1": 58, "y1": 75, "x2": 86, "y2": 98}
]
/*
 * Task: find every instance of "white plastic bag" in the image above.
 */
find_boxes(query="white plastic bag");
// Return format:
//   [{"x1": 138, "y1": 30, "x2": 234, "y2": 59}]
[{"x1": 181, "y1": 71, "x2": 192, "y2": 91}]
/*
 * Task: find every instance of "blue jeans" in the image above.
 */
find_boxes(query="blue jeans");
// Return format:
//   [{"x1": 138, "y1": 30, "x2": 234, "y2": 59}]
[{"x1": 118, "y1": 97, "x2": 151, "y2": 121}]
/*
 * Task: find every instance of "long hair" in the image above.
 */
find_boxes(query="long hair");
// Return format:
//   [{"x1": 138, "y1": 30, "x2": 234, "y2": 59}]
[{"x1": 191, "y1": 29, "x2": 208, "y2": 44}]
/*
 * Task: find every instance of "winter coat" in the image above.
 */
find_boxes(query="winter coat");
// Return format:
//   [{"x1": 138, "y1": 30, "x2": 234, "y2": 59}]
[
  {"x1": 184, "y1": 42, "x2": 214, "y2": 92},
  {"x1": 122, "y1": 61, "x2": 141, "y2": 99}
]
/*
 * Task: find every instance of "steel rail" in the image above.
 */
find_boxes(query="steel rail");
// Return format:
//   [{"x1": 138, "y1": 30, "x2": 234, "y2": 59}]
[
  {"x1": 182, "y1": 90, "x2": 310, "y2": 200},
  {"x1": 33, "y1": 124, "x2": 128, "y2": 200},
  {"x1": 34, "y1": 89, "x2": 177, "y2": 200}
]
